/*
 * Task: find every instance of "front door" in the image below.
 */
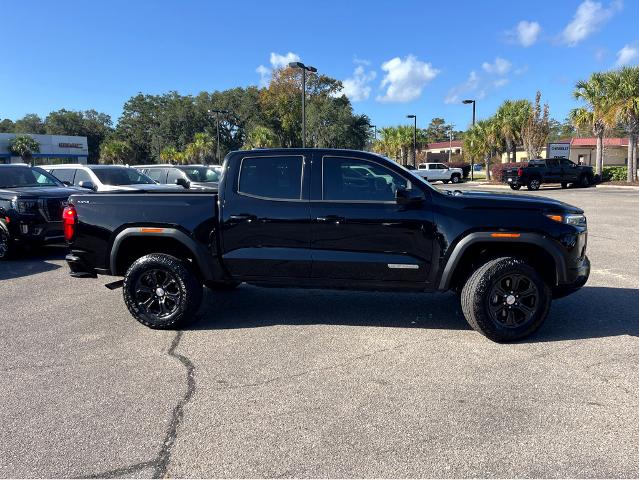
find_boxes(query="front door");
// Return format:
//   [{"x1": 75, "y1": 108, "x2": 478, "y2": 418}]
[
  {"x1": 220, "y1": 154, "x2": 311, "y2": 279},
  {"x1": 560, "y1": 159, "x2": 579, "y2": 182},
  {"x1": 310, "y1": 154, "x2": 434, "y2": 286}
]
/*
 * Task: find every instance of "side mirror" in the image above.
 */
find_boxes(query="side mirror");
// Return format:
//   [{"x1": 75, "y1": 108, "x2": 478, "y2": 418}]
[
  {"x1": 396, "y1": 187, "x2": 424, "y2": 206},
  {"x1": 78, "y1": 181, "x2": 96, "y2": 191},
  {"x1": 62, "y1": 180, "x2": 72, "y2": 187},
  {"x1": 176, "y1": 177, "x2": 191, "y2": 189}
]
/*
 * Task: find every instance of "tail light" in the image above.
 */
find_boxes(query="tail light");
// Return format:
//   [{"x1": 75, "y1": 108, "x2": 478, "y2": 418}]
[
  {"x1": 62, "y1": 205, "x2": 77, "y2": 242},
  {"x1": 517, "y1": 168, "x2": 523, "y2": 177}
]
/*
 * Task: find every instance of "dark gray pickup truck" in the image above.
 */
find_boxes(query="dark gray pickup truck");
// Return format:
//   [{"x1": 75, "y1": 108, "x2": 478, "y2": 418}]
[{"x1": 503, "y1": 158, "x2": 595, "y2": 191}]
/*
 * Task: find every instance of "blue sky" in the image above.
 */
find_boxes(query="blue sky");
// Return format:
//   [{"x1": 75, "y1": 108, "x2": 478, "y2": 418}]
[{"x1": 2, "y1": 0, "x2": 638, "y2": 130}]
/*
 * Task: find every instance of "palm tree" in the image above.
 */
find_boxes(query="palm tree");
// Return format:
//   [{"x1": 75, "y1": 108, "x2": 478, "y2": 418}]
[
  {"x1": 571, "y1": 72, "x2": 609, "y2": 178},
  {"x1": 8, "y1": 134, "x2": 40, "y2": 165},
  {"x1": 99, "y1": 139, "x2": 133, "y2": 165},
  {"x1": 244, "y1": 125, "x2": 278, "y2": 149},
  {"x1": 603, "y1": 66, "x2": 639, "y2": 182},
  {"x1": 184, "y1": 133, "x2": 215, "y2": 164},
  {"x1": 495, "y1": 100, "x2": 532, "y2": 163},
  {"x1": 464, "y1": 118, "x2": 503, "y2": 180}
]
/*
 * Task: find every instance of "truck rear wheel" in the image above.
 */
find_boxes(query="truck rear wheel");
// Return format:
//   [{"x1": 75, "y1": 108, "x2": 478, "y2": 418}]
[
  {"x1": 0, "y1": 228, "x2": 13, "y2": 260},
  {"x1": 460, "y1": 257, "x2": 551, "y2": 342},
  {"x1": 123, "y1": 254, "x2": 203, "y2": 329}
]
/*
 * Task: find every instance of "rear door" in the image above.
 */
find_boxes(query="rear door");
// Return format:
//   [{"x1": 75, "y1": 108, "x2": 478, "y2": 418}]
[
  {"x1": 309, "y1": 153, "x2": 434, "y2": 286},
  {"x1": 220, "y1": 154, "x2": 312, "y2": 279},
  {"x1": 544, "y1": 159, "x2": 561, "y2": 183}
]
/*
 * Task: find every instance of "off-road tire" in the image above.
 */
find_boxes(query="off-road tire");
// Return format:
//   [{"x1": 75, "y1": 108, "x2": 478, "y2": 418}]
[
  {"x1": 460, "y1": 257, "x2": 551, "y2": 342},
  {"x1": 123, "y1": 254, "x2": 202, "y2": 329},
  {"x1": 579, "y1": 175, "x2": 590, "y2": 187},
  {"x1": 451, "y1": 174, "x2": 461, "y2": 184},
  {"x1": 527, "y1": 178, "x2": 541, "y2": 190},
  {"x1": 509, "y1": 184, "x2": 521, "y2": 190},
  {"x1": 0, "y1": 228, "x2": 13, "y2": 260}
]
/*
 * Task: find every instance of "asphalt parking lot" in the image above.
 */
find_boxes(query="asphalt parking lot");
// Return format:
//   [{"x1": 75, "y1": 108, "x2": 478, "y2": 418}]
[{"x1": 1, "y1": 184, "x2": 638, "y2": 478}]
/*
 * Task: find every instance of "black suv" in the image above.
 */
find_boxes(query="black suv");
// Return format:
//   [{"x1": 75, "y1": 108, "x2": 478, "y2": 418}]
[{"x1": 0, "y1": 165, "x2": 79, "y2": 259}]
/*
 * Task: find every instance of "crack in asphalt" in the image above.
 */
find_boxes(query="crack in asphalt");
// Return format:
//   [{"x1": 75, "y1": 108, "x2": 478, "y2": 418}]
[{"x1": 83, "y1": 330, "x2": 195, "y2": 479}]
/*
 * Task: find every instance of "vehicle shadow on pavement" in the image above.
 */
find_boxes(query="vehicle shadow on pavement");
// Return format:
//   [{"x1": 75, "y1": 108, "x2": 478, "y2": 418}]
[
  {"x1": 0, "y1": 246, "x2": 66, "y2": 281},
  {"x1": 192, "y1": 285, "x2": 638, "y2": 342},
  {"x1": 192, "y1": 286, "x2": 472, "y2": 331}
]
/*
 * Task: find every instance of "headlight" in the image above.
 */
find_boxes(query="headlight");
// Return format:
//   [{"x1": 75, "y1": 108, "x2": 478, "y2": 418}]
[
  {"x1": 11, "y1": 199, "x2": 40, "y2": 214},
  {"x1": 546, "y1": 213, "x2": 587, "y2": 227}
]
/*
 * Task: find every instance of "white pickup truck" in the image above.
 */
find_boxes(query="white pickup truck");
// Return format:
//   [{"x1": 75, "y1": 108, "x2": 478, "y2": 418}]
[{"x1": 413, "y1": 163, "x2": 463, "y2": 184}]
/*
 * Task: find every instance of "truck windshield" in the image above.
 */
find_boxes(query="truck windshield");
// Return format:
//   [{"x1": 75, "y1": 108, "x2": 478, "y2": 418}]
[
  {"x1": 92, "y1": 168, "x2": 155, "y2": 186},
  {"x1": 0, "y1": 167, "x2": 62, "y2": 188},
  {"x1": 180, "y1": 166, "x2": 220, "y2": 183}
]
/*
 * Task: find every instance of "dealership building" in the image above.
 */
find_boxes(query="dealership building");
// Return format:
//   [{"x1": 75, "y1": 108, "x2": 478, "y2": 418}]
[{"x1": 0, "y1": 133, "x2": 88, "y2": 165}]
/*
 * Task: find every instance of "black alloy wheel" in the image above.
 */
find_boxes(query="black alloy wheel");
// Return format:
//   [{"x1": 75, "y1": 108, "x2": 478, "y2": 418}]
[
  {"x1": 134, "y1": 269, "x2": 182, "y2": 318},
  {"x1": 527, "y1": 178, "x2": 541, "y2": 190},
  {"x1": 487, "y1": 273, "x2": 539, "y2": 328},
  {"x1": 0, "y1": 229, "x2": 11, "y2": 260}
]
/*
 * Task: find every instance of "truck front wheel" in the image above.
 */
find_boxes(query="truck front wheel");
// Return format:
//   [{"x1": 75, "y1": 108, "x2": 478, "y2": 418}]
[
  {"x1": 0, "y1": 228, "x2": 13, "y2": 260},
  {"x1": 123, "y1": 254, "x2": 203, "y2": 329},
  {"x1": 460, "y1": 257, "x2": 551, "y2": 342}
]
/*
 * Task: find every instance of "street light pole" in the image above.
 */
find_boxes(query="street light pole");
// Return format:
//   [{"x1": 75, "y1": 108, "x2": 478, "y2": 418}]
[
  {"x1": 289, "y1": 61, "x2": 317, "y2": 148},
  {"x1": 208, "y1": 109, "x2": 229, "y2": 164},
  {"x1": 407, "y1": 114, "x2": 416, "y2": 167},
  {"x1": 463, "y1": 99, "x2": 476, "y2": 181}
]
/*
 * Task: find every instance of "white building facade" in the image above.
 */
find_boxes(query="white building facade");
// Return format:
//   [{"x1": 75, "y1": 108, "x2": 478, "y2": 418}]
[{"x1": 0, "y1": 133, "x2": 88, "y2": 165}]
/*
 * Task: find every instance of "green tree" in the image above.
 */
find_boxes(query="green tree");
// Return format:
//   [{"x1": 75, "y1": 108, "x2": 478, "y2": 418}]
[
  {"x1": 0, "y1": 119, "x2": 15, "y2": 133},
  {"x1": 464, "y1": 118, "x2": 503, "y2": 180},
  {"x1": 603, "y1": 66, "x2": 639, "y2": 182},
  {"x1": 184, "y1": 132, "x2": 215, "y2": 164},
  {"x1": 99, "y1": 139, "x2": 134, "y2": 165},
  {"x1": 571, "y1": 72, "x2": 609, "y2": 177},
  {"x1": 495, "y1": 99, "x2": 532, "y2": 162},
  {"x1": 522, "y1": 91, "x2": 550, "y2": 159},
  {"x1": 8, "y1": 134, "x2": 40, "y2": 164},
  {"x1": 13, "y1": 114, "x2": 45, "y2": 134},
  {"x1": 243, "y1": 125, "x2": 278, "y2": 149},
  {"x1": 160, "y1": 146, "x2": 180, "y2": 163}
]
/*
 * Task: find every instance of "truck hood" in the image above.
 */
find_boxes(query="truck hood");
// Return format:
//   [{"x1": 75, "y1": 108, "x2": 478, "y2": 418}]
[
  {"x1": 446, "y1": 189, "x2": 583, "y2": 214},
  {"x1": 0, "y1": 186, "x2": 81, "y2": 198}
]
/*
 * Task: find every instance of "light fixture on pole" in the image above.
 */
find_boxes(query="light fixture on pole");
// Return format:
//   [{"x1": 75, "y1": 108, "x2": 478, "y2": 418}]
[
  {"x1": 208, "y1": 109, "x2": 229, "y2": 164},
  {"x1": 463, "y1": 99, "x2": 476, "y2": 181},
  {"x1": 289, "y1": 61, "x2": 317, "y2": 148},
  {"x1": 406, "y1": 115, "x2": 417, "y2": 167}
]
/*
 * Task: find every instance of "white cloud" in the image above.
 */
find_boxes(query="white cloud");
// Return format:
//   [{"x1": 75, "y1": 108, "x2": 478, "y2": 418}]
[
  {"x1": 616, "y1": 44, "x2": 639, "y2": 66},
  {"x1": 444, "y1": 71, "x2": 480, "y2": 104},
  {"x1": 481, "y1": 57, "x2": 512, "y2": 75},
  {"x1": 256, "y1": 51, "x2": 301, "y2": 87},
  {"x1": 516, "y1": 21, "x2": 541, "y2": 47},
  {"x1": 340, "y1": 65, "x2": 377, "y2": 102},
  {"x1": 376, "y1": 55, "x2": 440, "y2": 103},
  {"x1": 493, "y1": 78, "x2": 510, "y2": 88},
  {"x1": 514, "y1": 65, "x2": 529, "y2": 75},
  {"x1": 269, "y1": 52, "x2": 300, "y2": 69},
  {"x1": 561, "y1": 0, "x2": 622, "y2": 46}
]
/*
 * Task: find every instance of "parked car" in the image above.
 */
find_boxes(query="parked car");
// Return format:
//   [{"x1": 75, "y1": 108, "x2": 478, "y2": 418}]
[
  {"x1": 503, "y1": 158, "x2": 595, "y2": 191},
  {"x1": 0, "y1": 165, "x2": 80, "y2": 259},
  {"x1": 43, "y1": 164, "x2": 184, "y2": 192},
  {"x1": 64, "y1": 149, "x2": 590, "y2": 342},
  {"x1": 137, "y1": 164, "x2": 221, "y2": 190},
  {"x1": 413, "y1": 162, "x2": 463, "y2": 183}
]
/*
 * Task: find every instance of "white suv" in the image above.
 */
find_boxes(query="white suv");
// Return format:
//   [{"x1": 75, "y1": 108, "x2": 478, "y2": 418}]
[
  {"x1": 413, "y1": 163, "x2": 463, "y2": 184},
  {"x1": 42, "y1": 164, "x2": 182, "y2": 192}
]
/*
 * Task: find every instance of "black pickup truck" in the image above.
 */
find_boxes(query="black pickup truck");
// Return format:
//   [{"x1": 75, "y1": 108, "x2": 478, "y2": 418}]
[
  {"x1": 503, "y1": 158, "x2": 595, "y2": 190},
  {"x1": 64, "y1": 149, "x2": 590, "y2": 342},
  {"x1": 0, "y1": 165, "x2": 79, "y2": 259}
]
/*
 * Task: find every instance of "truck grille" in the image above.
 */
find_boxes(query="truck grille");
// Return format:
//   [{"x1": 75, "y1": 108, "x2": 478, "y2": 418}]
[{"x1": 41, "y1": 198, "x2": 68, "y2": 222}]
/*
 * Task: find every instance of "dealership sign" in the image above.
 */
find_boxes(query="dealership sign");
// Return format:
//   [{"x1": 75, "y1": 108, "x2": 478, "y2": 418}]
[
  {"x1": 548, "y1": 142, "x2": 570, "y2": 159},
  {"x1": 58, "y1": 143, "x2": 84, "y2": 149}
]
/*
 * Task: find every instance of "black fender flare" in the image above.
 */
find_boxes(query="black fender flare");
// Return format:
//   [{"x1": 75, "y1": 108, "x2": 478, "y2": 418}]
[
  {"x1": 437, "y1": 232, "x2": 568, "y2": 290},
  {"x1": 109, "y1": 227, "x2": 225, "y2": 283}
]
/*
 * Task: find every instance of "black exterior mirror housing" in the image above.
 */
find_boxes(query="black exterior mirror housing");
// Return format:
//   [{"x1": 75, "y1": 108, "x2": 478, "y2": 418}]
[
  {"x1": 176, "y1": 177, "x2": 191, "y2": 189},
  {"x1": 78, "y1": 181, "x2": 96, "y2": 191},
  {"x1": 396, "y1": 187, "x2": 424, "y2": 206}
]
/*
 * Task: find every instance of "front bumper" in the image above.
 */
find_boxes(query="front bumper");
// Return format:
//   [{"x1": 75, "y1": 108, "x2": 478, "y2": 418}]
[{"x1": 552, "y1": 255, "x2": 590, "y2": 299}]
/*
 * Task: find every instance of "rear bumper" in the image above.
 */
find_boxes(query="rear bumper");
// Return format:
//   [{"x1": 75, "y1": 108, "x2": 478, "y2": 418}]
[{"x1": 66, "y1": 253, "x2": 97, "y2": 278}]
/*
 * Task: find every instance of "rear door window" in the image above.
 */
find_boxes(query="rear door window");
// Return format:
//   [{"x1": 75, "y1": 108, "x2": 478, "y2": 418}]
[
  {"x1": 50, "y1": 168, "x2": 75, "y2": 185},
  {"x1": 238, "y1": 156, "x2": 303, "y2": 200},
  {"x1": 73, "y1": 169, "x2": 92, "y2": 186}
]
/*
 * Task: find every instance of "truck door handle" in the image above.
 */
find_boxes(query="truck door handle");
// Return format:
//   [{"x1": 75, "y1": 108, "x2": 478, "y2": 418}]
[
  {"x1": 228, "y1": 214, "x2": 256, "y2": 223},
  {"x1": 316, "y1": 215, "x2": 344, "y2": 223}
]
